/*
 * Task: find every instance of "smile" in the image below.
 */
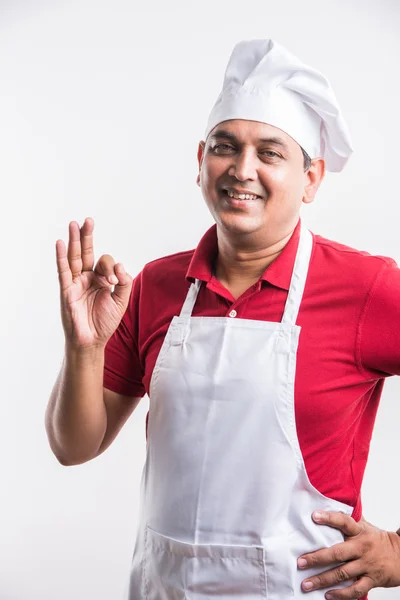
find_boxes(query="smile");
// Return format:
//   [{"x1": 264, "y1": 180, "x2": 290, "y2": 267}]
[{"x1": 224, "y1": 189, "x2": 262, "y2": 201}]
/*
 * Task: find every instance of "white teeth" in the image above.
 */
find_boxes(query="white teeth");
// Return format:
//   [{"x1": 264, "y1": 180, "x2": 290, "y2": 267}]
[{"x1": 226, "y1": 190, "x2": 259, "y2": 200}]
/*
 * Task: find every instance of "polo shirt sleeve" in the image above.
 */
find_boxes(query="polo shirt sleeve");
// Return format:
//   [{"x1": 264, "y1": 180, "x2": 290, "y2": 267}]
[
  {"x1": 358, "y1": 258, "x2": 400, "y2": 378},
  {"x1": 103, "y1": 270, "x2": 146, "y2": 398}
]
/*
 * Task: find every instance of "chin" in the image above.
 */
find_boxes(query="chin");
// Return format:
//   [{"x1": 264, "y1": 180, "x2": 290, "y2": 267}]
[{"x1": 215, "y1": 213, "x2": 265, "y2": 236}]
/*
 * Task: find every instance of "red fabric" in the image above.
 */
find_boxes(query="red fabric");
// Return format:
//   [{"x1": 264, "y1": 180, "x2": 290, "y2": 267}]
[{"x1": 104, "y1": 219, "x2": 400, "y2": 531}]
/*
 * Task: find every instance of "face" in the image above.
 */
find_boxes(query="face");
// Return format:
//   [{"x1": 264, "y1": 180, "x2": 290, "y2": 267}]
[{"x1": 197, "y1": 119, "x2": 325, "y2": 244}]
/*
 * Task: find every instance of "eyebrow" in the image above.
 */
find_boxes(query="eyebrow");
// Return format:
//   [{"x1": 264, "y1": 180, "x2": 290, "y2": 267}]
[{"x1": 209, "y1": 130, "x2": 290, "y2": 152}]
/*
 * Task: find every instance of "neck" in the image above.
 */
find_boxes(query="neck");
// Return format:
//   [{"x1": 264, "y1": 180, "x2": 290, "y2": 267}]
[{"x1": 214, "y1": 223, "x2": 298, "y2": 287}]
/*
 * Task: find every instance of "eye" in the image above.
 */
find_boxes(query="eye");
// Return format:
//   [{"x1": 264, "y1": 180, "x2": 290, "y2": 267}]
[
  {"x1": 261, "y1": 150, "x2": 280, "y2": 158},
  {"x1": 210, "y1": 143, "x2": 235, "y2": 154}
]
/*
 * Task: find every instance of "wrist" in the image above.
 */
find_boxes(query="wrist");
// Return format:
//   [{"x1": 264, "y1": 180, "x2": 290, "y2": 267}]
[{"x1": 65, "y1": 342, "x2": 106, "y2": 363}]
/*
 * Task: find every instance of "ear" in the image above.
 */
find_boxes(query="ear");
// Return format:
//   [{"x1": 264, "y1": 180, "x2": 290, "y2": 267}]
[
  {"x1": 302, "y1": 158, "x2": 326, "y2": 204},
  {"x1": 196, "y1": 141, "x2": 205, "y2": 187}
]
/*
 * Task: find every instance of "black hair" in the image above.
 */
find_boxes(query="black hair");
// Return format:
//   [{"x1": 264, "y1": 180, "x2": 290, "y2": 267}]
[{"x1": 301, "y1": 146, "x2": 312, "y2": 171}]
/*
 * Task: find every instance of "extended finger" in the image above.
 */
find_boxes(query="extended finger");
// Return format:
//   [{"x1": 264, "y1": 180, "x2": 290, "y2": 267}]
[
  {"x1": 312, "y1": 511, "x2": 362, "y2": 538},
  {"x1": 298, "y1": 539, "x2": 360, "y2": 569},
  {"x1": 80, "y1": 217, "x2": 95, "y2": 272},
  {"x1": 55, "y1": 238, "x2": 73, "y2": 291},
  {"x1": 67, "y1": 221, "x2": 83, "y2": 278},
  {"x1": 323, "y1": 575, "x2": 373, "y2": 600},
  {"x1": 301, "y1": 559, "x2": 364, "y2": 593}
]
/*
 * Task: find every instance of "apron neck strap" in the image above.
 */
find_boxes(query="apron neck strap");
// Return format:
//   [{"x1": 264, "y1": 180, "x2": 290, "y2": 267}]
[
  {"x1": 179, "y1": 278, "x2": 203, "y2": 317},
  {"x1": 281, "y1": 225, "x2": 313, "y2": 325},
  {"x1": 179, "y1": 225, "x2": 313, "y2": 324}
]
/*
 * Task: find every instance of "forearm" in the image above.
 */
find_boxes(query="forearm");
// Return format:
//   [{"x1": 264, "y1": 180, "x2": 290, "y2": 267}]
[{"x1": 45, "y1": 344, "x2": 107, "y2": 465}]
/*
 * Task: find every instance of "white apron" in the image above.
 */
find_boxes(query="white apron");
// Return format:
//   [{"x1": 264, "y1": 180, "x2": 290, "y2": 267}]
[{"x1": 125, "y1": 224, "x2": 353, "y2": 599}]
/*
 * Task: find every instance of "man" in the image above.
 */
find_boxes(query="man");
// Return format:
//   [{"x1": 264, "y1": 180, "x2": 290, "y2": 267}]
[{"x1": 47, "y1": 39, "x2": 400, "y2": 599}]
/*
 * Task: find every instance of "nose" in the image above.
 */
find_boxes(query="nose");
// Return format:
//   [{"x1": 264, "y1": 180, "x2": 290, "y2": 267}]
[{"x1": 228, "y1": 148, "x2": 258, "y2": 181}]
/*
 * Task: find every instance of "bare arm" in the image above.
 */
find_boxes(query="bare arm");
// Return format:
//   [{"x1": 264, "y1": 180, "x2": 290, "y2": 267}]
[
  {"x1": 46, "y1": 217, "x2": 137, "y2": 465},
  {"x1": 45, "y1": 344, "x2": 142, "y2": 465},
  {"x1": 96, "y1": 387, "x2": 141, "y2": 457},
  {"x1": 45, "y1": 344, "x2": 107, "y2": 466}
]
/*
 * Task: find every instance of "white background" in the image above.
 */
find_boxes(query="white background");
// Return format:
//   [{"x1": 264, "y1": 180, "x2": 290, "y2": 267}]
[{"x1": 1, "y1": 0, "x2": 399, "y2": 598}]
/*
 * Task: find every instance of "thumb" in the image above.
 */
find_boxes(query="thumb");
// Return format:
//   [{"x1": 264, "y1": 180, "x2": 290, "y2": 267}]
[{"x1": 110, "y1": 264, "x2": 133, "y2": 309}]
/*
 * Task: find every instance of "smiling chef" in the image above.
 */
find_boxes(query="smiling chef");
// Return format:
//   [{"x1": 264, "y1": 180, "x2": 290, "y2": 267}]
[{"x1": 47, "y1": 39, "x2": 400, "y2": 600}]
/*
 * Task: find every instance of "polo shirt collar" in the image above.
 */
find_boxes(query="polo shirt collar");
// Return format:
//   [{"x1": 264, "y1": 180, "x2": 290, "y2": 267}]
[{"x1": 186, "y1": 218, "x2": 302, "y2": 292}]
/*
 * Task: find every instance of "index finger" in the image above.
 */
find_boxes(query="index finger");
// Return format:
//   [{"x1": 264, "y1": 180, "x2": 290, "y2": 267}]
[{"x1": 56, "y1": 238, "x2": 73, "y2": 291}]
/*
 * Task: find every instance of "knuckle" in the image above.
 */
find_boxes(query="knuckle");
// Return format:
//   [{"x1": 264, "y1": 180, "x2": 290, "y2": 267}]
[
  {"x1": 68, "y1": 251, "x2": 82, "y2": 260},
  {"x1": 353, "y1": 586, "x2": 365, "y2": 598},
  {"x1": 333, "y1": 547, "x2": 347, "y2": 563},
  {"x1": 360, "y1": 539, "x2": 371, "y2": 553},
  {"x1": 373, "y1": 569, "x2": 384, "y2": 583},
  {"x1": 307, "y1": 554, "x2": 319, "y2": 567},
  {"x1": 335, "y1": 567, "x2": 350, "y2": 582},
  {"x1": 309, "y1": 575, "x2": 322, "y2": 588},
  {"x1": 343, "y1": 511, "x2": 354, "y2": 522}
]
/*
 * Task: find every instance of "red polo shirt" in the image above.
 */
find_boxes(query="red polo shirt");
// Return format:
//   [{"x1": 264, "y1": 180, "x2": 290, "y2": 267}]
[{"x1": 104, "y1": 219, "x2": 400, "y2": 523}]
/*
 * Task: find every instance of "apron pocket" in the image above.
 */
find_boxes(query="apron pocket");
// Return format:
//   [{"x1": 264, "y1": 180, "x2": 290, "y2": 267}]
[{"x1": 144, "y1": 525, "x2": 268, "y2": 600}]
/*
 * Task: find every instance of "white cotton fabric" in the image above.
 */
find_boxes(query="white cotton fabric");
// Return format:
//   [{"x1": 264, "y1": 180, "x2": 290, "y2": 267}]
[{"x1": 124, "y1": 224, "x2": 355, "y2": 599}]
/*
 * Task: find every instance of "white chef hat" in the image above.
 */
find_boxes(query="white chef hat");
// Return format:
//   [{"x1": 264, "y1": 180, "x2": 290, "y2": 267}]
[{"x1": 205, "y1": 39, "x2": 353, "y2": 172}]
